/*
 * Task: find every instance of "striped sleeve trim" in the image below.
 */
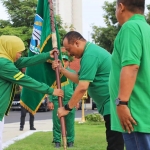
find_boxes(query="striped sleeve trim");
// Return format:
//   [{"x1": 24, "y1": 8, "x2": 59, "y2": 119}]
[
  {"x1": 79, "y1": 80, "x2": 93, "y2": 82},
  {"x1": 14, "y1": 72, "x2": 24, "y2": 80}
]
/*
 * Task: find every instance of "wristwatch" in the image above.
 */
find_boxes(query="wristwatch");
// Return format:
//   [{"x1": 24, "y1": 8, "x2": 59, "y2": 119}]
[
  {"x1": 64, "y1": 104, "x2": 72, "y2": 111},
  {"x1": 115, "y1": 98, "x2": 128, "y2": 106}
]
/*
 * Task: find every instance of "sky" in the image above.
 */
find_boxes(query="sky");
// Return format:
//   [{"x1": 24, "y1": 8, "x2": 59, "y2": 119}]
[
  {"x1": 82, "y1": 0, "x2": 149, "y2": 41},
  {"x1": 82, "y1": 0, "x2": 114, "y2": 41},
  {"x1": 0, "y1": 0, "x2": 149, "y2": 41}
]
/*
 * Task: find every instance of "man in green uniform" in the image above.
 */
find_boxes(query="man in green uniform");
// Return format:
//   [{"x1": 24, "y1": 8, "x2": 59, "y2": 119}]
[
  {"x1": 49, "y1": 55, "x2": 76, "y2": 148},
  {"x1": 0, "y1": 35, "x2": 63, "y2": 150},
  {"x1": 53, "y1": 31, "x2": 124, "y2": 150},
  {"x1": 109, "y1": 0, "x2": 150, "y2": 149}
]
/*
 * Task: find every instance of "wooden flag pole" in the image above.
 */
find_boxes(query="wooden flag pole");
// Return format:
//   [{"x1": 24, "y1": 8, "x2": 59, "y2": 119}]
[{"x1": 48, "y1": 0, "x2": 67, "y2": 149}]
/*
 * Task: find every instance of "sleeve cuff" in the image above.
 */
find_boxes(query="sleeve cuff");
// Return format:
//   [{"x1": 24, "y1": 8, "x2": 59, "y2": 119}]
[
  {"x1": 79, "y1": 79, "x2": 93, "y2": 82},
  {"x1": 121, "y1": 60, "x2": 140, "y2": 67},
  {"x1": 48, "y1": 87, "x2": 54, "y2": 95},
  {"x1": 45, "y1": 52, "x2": 54, "y2": 60}
]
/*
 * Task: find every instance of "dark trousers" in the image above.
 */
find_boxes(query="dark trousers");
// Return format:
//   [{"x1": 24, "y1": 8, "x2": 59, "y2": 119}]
[
  {"x1": 104, "y1": 114, "x2": 124, "y2": 150},
  {"x1": 20, "y1": 106, "x2": 34, "y2": 128}
]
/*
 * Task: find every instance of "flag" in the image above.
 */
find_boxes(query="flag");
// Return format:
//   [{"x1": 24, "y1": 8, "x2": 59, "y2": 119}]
[{"x1": 20, "y1": 0, "x2": 67, "y2": 114}]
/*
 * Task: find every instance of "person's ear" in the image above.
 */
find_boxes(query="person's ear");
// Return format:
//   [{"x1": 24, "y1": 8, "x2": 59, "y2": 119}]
[
  {"x1": 119, "y1": 3, "x2": 125, "y2": 13},
  {"x1": 75, "y1": 40, "x2": 80, "y2": 47}
]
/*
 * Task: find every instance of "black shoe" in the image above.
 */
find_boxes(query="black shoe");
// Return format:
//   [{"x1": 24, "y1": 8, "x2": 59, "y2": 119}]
[
  {"x1": 20, "y1": 127, "x2": 23, "y2": 131},
  {"x1": 67, "y1": 142, "x2": 74, "y2": 147},
  {"x1": 55, "y1": 142, "x2": 60, "y2": 148},
  {"x1": 30, "y1": 127, "x2": 36, "y2": 130}
]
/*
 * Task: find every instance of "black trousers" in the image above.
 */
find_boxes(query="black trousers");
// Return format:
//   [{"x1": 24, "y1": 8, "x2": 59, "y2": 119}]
[
  {"x1": 20, "y1": 106, "x2": 34, "y2": 128},
  {"x1": 104, "y1": 114, "x2": 124, "y2": 150}
]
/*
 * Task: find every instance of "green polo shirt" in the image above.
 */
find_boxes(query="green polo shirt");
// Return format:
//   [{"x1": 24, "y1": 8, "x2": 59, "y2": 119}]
[
  {"x1": 78, "y1": 42, "x2": 111, "y2": 116},
  {"x1": 110, "y1": 14, "x2": 150, "y2": 132}
]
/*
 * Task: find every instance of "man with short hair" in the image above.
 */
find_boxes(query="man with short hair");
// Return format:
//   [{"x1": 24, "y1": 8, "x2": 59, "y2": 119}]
[
  {"x1": 52, "y1": 31, "x2": 124, "y2": 150},
  {"x1": 49, "y1": 54, "x2": 77, "y2": 148},
  {"x1": 109, "y1": 0, "x2": 150, "y2": 149}
]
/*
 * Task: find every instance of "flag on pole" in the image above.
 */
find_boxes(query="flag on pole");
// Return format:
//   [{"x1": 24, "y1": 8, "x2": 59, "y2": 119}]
[{"x1": 20, "y1": 0, "x2": 67, "y2": 114}]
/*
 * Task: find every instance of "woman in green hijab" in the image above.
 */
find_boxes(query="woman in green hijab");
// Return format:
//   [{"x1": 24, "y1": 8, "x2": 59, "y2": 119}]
[{"x1": 0, "y1": 35, "x2": 63, "y2": 149}]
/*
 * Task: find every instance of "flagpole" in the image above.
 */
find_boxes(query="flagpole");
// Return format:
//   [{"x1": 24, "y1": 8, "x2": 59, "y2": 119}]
[{"x1": 48, "y1": 0, "x2": 67, "y2": 149}]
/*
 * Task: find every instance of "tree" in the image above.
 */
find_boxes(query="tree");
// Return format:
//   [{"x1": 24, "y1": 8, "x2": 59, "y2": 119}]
[
  {"x1": 146, "y1": 5, "x2": 150, "y2": 24},
  {"x1": 0, "y1": 0, "x2": 37, "y2": 55},
  {"x1": 91, "y1": 1, "x2": 150, "y2": 53},
  {"x1": 0, "y1": 0, "x2": 68, "y2": 55},
  {"x1": 0, "y1": 20, "x2": 11, "y2": 28},
  {"x1": 92, "y1": 25, "x2": 120, "y2": 53},
  {"x1": 1, "y1": 0, "x2": 37, "y2": 27},
  {"x1": 91, "y1": 1, "x2": 119, "y2": 53}
]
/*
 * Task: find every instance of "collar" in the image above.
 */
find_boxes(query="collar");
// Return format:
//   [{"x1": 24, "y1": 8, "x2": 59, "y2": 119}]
[
  {"x1": 128, "y1": 14, "x2": 146, "y2": 22},
  {"x1": 84, "y1": 42, "x2": 91, "y2": 52}
]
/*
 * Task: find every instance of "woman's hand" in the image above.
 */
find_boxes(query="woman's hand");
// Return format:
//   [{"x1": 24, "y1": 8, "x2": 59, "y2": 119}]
[
  {"x1": 50, "y1": 49, "x2": 59, "y2": 58},
  {"x1": 53, "y1": 89, "x2": 64, "y2": 97}
]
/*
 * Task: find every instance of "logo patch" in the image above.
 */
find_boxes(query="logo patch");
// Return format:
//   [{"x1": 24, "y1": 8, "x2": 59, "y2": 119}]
[{"x1": 30, "y1": 14, "x2": 43, "y2": 54}]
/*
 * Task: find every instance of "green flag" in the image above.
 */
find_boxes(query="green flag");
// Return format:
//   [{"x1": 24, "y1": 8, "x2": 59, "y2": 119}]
[{"x1": 20, "y1": 0, "x2": 67, "y2": 114}]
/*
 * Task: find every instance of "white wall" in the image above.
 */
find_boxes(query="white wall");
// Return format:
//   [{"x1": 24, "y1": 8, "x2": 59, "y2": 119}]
[
  {"x1": 72, "y1": 0, "x2": 83, "y2": 33},
  {"x1": 55, "y1": 0, "x2": 83, "y2": 34}
]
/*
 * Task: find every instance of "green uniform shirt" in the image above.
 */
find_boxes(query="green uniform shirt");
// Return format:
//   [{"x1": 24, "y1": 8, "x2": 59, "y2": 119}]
[
  {"x1": 78, "y1": 42, "x2": 111, "y2": 116},
  {"x1": 0, "y1": 52, "x2": 54, "y2": 120},
  {"x1": 110, "y1": 14, "x2": 150, "y2": 132},
  {"x1": 49, "y1": 68, "x2": 76, "y2": 104}
]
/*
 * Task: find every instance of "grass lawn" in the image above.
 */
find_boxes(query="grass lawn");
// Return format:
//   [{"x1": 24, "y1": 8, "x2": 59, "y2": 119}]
[{"x1": 4, "y1": 122, "x2": 107, "y2": 150}]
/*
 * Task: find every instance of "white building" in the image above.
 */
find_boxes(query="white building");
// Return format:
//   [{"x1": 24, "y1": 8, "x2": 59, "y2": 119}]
[{"x1": 53, "y1": 0, "x2": 83, "y2": 34}]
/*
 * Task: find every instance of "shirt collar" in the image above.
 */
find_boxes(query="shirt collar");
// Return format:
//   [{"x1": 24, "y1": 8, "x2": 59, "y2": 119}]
[
  {"x1": 128, "y1": 14, "x2": 146, "y2": 22},
  {"x1": 84, "y1": 42, "x2": 90, "y2": 52}
]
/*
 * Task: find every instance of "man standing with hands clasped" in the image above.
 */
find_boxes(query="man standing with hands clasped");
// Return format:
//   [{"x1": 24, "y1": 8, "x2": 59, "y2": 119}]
[{"x1": 109, "y1": 0, "x2": 150, "y2": 149}]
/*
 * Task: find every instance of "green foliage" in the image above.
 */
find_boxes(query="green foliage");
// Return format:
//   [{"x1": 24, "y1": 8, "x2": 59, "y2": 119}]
[
  {"x1": 0, "y1": 0, "x2": 68, "y2": 56},
  {"x1": 147, "y1": 5, "x2": 150, "y2": 24},
  {"x1": 0, "y1": 20, "x2": 11, "y2": 28},
  {"x1": 91, "y1": 1, "x2": 150, "y2": 53},
  {"x1": 1, "y1": 0, "x2": 37, "y2": 27},
  {"x1": 92, "y1": 25, "x2": 120, "y2": 53},
  {"x1": 103, "y1": 1, "x2": 117, "y2": 26},
  {"x1": 0, "y1": 26, "x2": 32, "y2": 56},
  {"x1": 85, "y1": 113, "x2": 104, "y2": 122},
  {"x1": 0, "y1": 0, "x2": 37, "y2": 56},
  {"x1": 91, "y1": 1, "x2": 120, "y2": 53}
]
